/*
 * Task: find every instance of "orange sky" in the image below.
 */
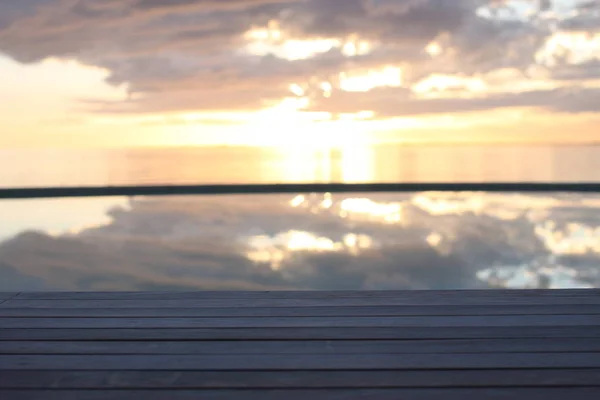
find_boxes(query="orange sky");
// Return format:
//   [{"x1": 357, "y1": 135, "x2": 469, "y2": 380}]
[{"x1": 1, "y1": 0, "x2": 599, "y2": 148}]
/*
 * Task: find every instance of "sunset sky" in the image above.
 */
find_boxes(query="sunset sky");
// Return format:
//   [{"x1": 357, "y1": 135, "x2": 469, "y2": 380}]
[{"x1": 0, "y1": 0, "x2": 599, "y2": 148}]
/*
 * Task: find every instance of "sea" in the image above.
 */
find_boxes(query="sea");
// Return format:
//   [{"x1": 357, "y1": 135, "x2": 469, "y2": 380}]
[
  {"x1": 1, "y1": 144, "x2": 600, "y2": 291},
  {"x1": 2, "y1": 144, "x2": 600, "y2": 188}
]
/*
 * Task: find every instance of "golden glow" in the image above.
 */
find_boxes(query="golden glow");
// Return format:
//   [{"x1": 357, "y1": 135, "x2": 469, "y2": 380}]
[
  {"x1": 290, "y1": 195, "x2": 306, "y2": 207},
  {"x1": 425, "y1": 41, "x2": 443, "y2": 57},
  {"x1": 1, "y1": 57, "x2": 126, "y2": 120},
  {"x1": 320, "y1": 81, "x2": 333, "y2": 98},
  {"x1": 337, "y1": 110, "x2": 375, "y2": 120},
  {"x1": 340, "y1": 145, "x2": 376, "y2": 182},
  {"x1": 289, "y1": 83, "x2": 306, "y2": 97},
  {"x1": 241, "y1": 97, "x2": 329, "y2": 146}
]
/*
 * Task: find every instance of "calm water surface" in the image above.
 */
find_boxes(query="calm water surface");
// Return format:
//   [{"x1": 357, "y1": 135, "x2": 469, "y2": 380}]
[{"x1": 2, "y1": 144, "x2": 600, "y2": 188}]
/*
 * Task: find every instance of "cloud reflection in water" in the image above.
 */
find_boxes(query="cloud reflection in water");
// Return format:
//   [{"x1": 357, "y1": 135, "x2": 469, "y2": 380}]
[{"x1": 1, "y1": 192, "x2": 599, "y2": 291}]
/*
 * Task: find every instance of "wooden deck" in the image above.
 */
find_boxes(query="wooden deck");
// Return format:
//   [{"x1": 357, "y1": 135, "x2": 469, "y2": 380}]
[{"x1": 1, "y1": 289, "x2": 599, "y2": 399}]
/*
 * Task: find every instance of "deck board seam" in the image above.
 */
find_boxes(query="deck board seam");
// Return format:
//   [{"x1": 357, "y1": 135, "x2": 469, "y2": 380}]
[{"x1": 0, "y1": 293, "x2": 19, "y2": 307}]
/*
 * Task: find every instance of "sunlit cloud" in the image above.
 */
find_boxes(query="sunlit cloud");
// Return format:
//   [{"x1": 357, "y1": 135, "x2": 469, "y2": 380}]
[
  {"x1": 246, "y1": 229, "x2": 378, "y2": 270},
  {"x1": 341, "y1": 198, "x2": 403, "y2": 223},
  {"x1": 535, "y1": 220, "x2": 600, "y2": 255},
  {"x1": 242, "y1": 21, "x2": 376, "y2": 61},
  {"x1": 246, "y1": 35, "x2": 342, "y2": 61},
  {"x1": 342, "y1": 38, "x2": 375, "y2": 57},
  {"x1": 339, "y1": 66, "x2": 403, "y2": 93},
  {"x1": 536, "y1": 31, "x2": 600, "y2": 66}
]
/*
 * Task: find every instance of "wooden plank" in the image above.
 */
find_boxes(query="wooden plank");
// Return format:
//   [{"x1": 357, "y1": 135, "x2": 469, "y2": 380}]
[
  {"x1": 2, "y1": 353, "x2": 600, "y2": 370},
  {"x1": 0, "y1": 293, "x2": 17, "y2": 301},
  {"x1": 2, "y1": 388, "x2": 599, "y2": 400},
  {"x1": 3, "y1": 304, "x2": 600, "y2": 318},
  {"x1": 2, "y1": 369, "x2": 600, "y2": 389},
  {"x1": 6, "y1": 294, "x2": 600, "y2": 308},
  {"x1": 4, "y1": 338, "x2": 600, "y2": 355},
  {"x1": 13, "y1": 289, "x2": 600, "y2": 300},
  {"x1": 1, "y1": 314, "x2": 598, "y2": 329},
  {"x1": 2, "y1": 326, "x2": 599, "y2": 341}
]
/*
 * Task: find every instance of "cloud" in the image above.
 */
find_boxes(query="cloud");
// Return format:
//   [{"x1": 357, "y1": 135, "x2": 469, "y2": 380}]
[
  {"x1": 0, "y1": 195, "x2": 476, "y2": 291},
  {"x1": 306, "y1": 86, "x2": 600, "y2": 117},
  {"x1": 1, "y1": 192, "x2": 599, "y2": 291},
  {"x1": 133, "y1": 0, "x2": 299, "y2": 12},
  {"x1": 0, "y1": 0, "x2": 48, "y2": 29},
  {"x1": 0, "y1": 0, "x2": 599, "y2": 118},
  {"x1": 560, "y1": 0, "x2": 600, "y2": 32},
  {"x1": 551, "y1": 59, "x2": 600, "y2": 80}
]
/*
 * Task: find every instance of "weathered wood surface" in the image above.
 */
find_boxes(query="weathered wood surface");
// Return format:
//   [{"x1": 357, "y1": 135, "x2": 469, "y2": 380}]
[
  {"x1": 3, "y1": 326, "x2": 600, "y2": 341},
  {"x1": 2, "y1": 388, "x2": 600, "y2": 400},
  {"x1": 0, "y1": 293, "x2": 17, "y2": 303},
  {"x1": 3, "y1": 314, "x2": 598, "y2": 328},
  {"x1": 4, "y1": 338, "x2": 600, "y2": 354},
  {"x1": 2, "y1": 369, "x2": 600, "y2": 389},
  {"x1": 3, "y1": 353, "x2": 600, "y2": 370},
  {"x1": 4, "y1": 304, "x2": 600, "y2": 317},
  {"x1": 1, "y1": 289, "x2": 599, "y2": 400}
]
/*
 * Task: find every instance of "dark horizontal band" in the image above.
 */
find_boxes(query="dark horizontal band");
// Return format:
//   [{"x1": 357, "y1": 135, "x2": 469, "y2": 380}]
[{"x1": 2, "y1": 182, "x2": 600, "y2": 199}]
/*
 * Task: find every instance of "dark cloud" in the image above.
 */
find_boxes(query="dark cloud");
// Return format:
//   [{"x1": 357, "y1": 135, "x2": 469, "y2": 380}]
[
  {"x1": 551, "y1": 60, "x2": 600, "y2": 81},
  {"x1": 0, "y1": 0, "x2": 48, "y2": 29},
  {"x1": 560, "y1": 0, "x2": 600, "y2": 32},
  {"x1": 133, "y1": 0, "x2": 297, "y2": 12},
  {"x1": 0, "y1": 261, "x2": 46, "y2": 291},
  {"x1": 0, "y1": 0, "x2": 281, "y2": 62}
]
